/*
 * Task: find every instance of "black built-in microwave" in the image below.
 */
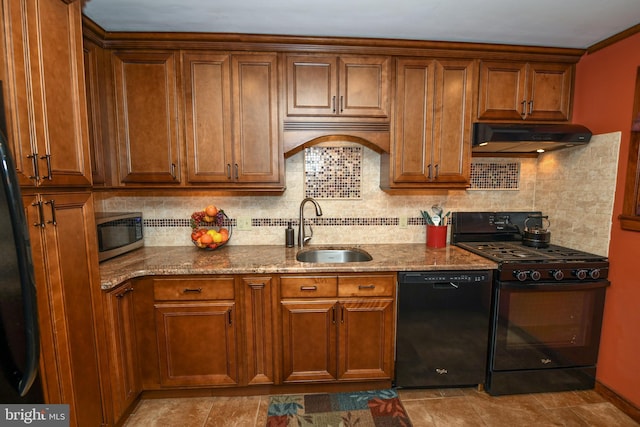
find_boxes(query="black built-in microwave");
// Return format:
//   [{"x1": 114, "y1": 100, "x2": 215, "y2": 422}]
[{"x1": 96, "y1": 212, "x2": 144, "y2": 262}]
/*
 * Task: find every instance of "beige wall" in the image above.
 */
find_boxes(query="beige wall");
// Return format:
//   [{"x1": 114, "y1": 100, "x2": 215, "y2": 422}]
[{"x1": 95, "y1": 133, "x2": 618, "y2": 252}]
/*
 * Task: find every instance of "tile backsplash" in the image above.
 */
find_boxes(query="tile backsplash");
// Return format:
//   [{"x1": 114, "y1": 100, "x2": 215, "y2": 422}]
[{"x1": 95, "y1": 133, "x2": 619, "y2": 255}]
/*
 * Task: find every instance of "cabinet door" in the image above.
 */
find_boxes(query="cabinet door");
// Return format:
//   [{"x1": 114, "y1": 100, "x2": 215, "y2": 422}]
[
  {"x1": 155, "y1": 302, "x2": 238, "y2": 387},
  {"x1": 526, "y1": 62, "x2": 573, "y2": 121},
  {"x1": 477, "y1": 61, "x2": 528, "y2": 120},
  {"x1": 24, "y1": 192, "x2": 104, "y2": 427},
  {"x1": 286, "y1": 55, "x2": 338, "y2": 116},
  {"x1": 2, "y1": 0, "x2": 91, "y2": 187},
  {"x1": 338, "y1": 300, "x2": 394, "y2": 381},
  {"x1": 431, "y1": 59, "x2": 473, "y2": 184},
  {"x1": 241, "y1": 276, "x2": 274, "y2": 385},
  {"x1": 392, "y1": 58, "x2": 436, "y2": 183},
  {"x1": 112, "y1": 51, "x2": 180, "y2": 184},
  {"x1": 182, "y1": 52, "x2": 233, "y2": 183},
  {"x1": 281, "y1": 300, "x2": 337, "y2": 382},
  {"x1": 83, "y1": 38, "x2": 107, "y2": 186},
  {"x1": 231, "y1": 54, "x2": 282, "y2": 184},
  {"x1": 27, "y1": 0, "x2": 91, "y2": 187},
  {"x1": 104, "y1": 283, "x2": 140, "y2": 423},
  {"x1": 0, "y1": 0, "x2": 35, "y2": 186},
  {"x1": 339, "y1": 56, "x2": 390, "y2": 118}
]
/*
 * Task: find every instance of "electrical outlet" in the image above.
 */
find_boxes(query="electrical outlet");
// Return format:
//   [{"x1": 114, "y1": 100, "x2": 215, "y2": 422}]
[
  {"x1": 236, "y1": 217, "x2": 252, "y2": 230},
  {"x1": 399, "y1": 216, "x2": 408, "y2": 228}
]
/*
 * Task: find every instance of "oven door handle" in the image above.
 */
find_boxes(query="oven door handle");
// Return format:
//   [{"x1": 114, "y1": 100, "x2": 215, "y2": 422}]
[{"x1": 499, "y1": 280, "x2": 610, "y2": 291}]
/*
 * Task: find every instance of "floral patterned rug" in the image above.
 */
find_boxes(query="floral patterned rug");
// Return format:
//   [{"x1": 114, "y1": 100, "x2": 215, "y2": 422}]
[{"x1": 266, "y1": 388, "x2": 412, "y2": 426}]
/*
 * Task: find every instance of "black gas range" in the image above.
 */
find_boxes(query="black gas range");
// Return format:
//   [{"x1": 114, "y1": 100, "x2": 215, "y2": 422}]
[
  {"x1": 451, "y1": 211, "x2": 609, "y2": 283},
  {"x1": 451, "y1": 211, "x2": 610, "y2": 395}
]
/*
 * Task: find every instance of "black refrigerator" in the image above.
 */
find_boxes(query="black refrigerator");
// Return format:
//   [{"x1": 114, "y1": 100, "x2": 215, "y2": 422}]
[{"x1": 0, "y1": 82, "x2": 43, "y2": 403}]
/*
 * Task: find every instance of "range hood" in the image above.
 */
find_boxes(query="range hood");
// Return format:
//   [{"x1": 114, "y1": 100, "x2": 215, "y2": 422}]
[{"x1": 472, "y1": 123, "x2": 592, "y2": 155}]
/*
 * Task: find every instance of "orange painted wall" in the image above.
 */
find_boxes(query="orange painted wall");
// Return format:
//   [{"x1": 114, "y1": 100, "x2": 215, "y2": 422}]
[{"x1": 573, "y1": 31, "x2": 640, "y2": 407}]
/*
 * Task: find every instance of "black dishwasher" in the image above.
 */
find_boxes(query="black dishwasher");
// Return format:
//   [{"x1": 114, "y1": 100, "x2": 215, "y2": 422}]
[{"x1": 395, "y1": 271, "x2": 493, "y2": 388}]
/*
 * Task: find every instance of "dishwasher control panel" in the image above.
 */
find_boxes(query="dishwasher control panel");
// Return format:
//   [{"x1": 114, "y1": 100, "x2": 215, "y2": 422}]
[{"x1": 399, "y1": 271, "x2": 492, "y2": 285}]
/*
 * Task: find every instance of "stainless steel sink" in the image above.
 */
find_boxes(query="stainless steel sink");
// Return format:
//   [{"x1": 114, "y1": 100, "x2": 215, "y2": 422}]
[{"x1": 296, "y1": 247, "x2": 373, "y2": 263}]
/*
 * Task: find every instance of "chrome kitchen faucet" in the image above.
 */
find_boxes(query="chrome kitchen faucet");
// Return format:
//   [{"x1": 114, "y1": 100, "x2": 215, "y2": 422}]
[{"x1": 298, "y1": 197, "x2": 323, "y2": 248}]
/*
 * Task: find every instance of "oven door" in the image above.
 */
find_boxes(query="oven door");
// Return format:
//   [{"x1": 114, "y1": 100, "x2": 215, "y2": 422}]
[{"x1": 491, "y1": 280, "x2": 608, "y2": 371}]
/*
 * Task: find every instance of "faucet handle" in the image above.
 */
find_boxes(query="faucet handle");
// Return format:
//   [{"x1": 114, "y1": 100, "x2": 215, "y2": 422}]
[{"x1": 304, "y1": 221, "x2": 314, "y2": 244}]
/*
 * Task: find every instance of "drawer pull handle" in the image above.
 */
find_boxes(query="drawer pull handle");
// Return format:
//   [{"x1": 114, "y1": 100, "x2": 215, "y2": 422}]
[
  {"x1": 183, "y1": 288, "x2": 203, "y2": 294},
  {"x1": 300, "y1": 286, "x2": 318, "y2": 291},
  {"x1": 116, "y1": 287, "x2": 134, "y2": 299},
  {"x1": 358, "y1": 284, "x2": 375, "y2": 290}
]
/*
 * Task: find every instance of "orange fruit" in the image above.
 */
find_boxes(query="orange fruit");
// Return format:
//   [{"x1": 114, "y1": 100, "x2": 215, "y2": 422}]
[
  {"x1": 219, "y1": 228, "x2": 229, "y2": 242},
  {"x1": 205, "y1": 205, "x2": 218, "y2": 217},
  {"x1": 199, "y1": 233, "x2": 213, "y2": 245}
]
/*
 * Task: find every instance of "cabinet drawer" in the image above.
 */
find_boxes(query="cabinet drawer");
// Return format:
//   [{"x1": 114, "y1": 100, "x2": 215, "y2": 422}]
[
  {"x1": 338, "y1": 275, "x2": 395, "y2": 297},
  {"x1": 153, "y1": 277, "x2": 235, "y2": 301},
  {"x1": 280, "y1": 276, "x2": 337, "y2": 298}
]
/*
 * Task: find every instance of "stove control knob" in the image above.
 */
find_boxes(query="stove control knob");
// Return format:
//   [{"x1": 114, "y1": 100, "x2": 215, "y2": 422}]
[
  {"x1": 589, "y1": 269, "x2": 601, "y2": 280},
  {"x1": 551, "y1": 270, "x2": 564, "y2": 281},
  {"x1": 574, "y1": 269, "x2": 588, "y2": 280},
  {"x1": 514, "y1": 270, "x2": 528, "y2": 281},
  {"x1": 530, "y1": 270, "x2": 542, "y2": 281}
]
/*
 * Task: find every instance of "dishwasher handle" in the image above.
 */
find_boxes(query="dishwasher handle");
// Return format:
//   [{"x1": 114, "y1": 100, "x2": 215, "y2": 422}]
[{"x1": 432, "y1": 282, "x2": 459, "y2": 289}]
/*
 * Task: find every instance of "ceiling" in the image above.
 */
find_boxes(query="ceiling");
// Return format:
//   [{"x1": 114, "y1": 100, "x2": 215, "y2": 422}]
[{"x1": 81, "y1": 0, "x2": 640, "y2": 49}]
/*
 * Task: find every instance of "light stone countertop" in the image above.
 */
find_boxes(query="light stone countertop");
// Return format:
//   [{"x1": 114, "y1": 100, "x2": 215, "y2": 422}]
[{"x1": 98, "y1": 244, "x2": 498, "y2": 290}]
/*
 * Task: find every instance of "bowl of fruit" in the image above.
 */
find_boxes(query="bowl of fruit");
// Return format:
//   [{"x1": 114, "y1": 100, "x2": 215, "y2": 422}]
[{"x1": 190, "y1": 205, "x2": 232, "y2": 250}]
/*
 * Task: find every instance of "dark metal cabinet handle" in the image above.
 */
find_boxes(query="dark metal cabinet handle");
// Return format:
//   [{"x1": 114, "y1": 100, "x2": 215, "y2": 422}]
[
  {"x1": 40, "y1": 154, "x2": 52, "y2": 180},
  {"x1": 182, "y1": 288, "x2": 203, "y2": 294},
  {"x1": 521, "y1": 100, "x2": 527, "y2": 117},
  {"x1": 528, "y1": 100, "x2": 534, "y2": 115},
  {"x1": 44, "y1": 199, "x2": 57, "y2": 226},
  {"x1": 116, "y1": 287, "x2": 134, "y2": 299},
  {"x1": 332, "y1": 305, "x2": 336, "y2": 324},
  {"x1": 300, "y1": 285, "x2": 317, "y2": 291},
  {"x1": 340, "y1": 95, "x2": 344, "y2": 113},
  {"x1": 340, "y1": 304, "x2": 345, "y2": 323},
  {"x1": 434, "y1": 164, "x2": 440, "y2": 179},
  {"x1": 228, "y1": 309, "x2": 233, "y2": 326},
  {"x1": 358, "y1": 284, "x2": 375, "y2": 290},
  {"x1": 332, "y1": 95, "x2": 336, "y2": 113},
  {"x1": 170, "y1": 163, "x2": 177, "y2": 180},
  {"x1": 32, "y1": 200, "x2": 45, "y2": 228},
  {"x1": 234, "y1": 164, "x2": 239, "y2": 180},
  {"x1": 427, "y1": 164, "x2": 433, "y2": 180},
  {"x1": 27, "y1": 153, "x2": 40, "y2": 182}
]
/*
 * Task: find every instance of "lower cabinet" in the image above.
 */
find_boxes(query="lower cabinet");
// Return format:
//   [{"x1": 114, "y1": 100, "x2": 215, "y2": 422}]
[
  {"x1": 153, "y1": 277, "x2": 239, "y2": 387},
  {"x1": 280, "y1": 274, "x2": 396, "y2": 383},
  {"x1": 103, "y1": 281, "x2": 141, "y2": 424}
]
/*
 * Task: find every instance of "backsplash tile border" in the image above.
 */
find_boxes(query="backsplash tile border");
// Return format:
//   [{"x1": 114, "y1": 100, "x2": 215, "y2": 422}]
[{"x1": 144, "y1": 217, "x2": 432, "y2": 228}]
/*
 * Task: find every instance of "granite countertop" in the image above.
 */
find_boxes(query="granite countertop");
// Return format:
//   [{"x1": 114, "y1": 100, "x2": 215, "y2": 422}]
[{"x1": 98, "y1": 244, "x2": 498, "y2": 290}]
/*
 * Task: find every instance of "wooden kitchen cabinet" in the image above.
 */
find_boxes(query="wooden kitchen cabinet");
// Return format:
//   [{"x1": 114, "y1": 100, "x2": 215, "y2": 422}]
[
  {"x1": 112, "y1": 50, "x2": 181, "y2": 184},
  {"x1": 477, "y1": 60, "x2": 573, "y2": 121},
  {"x1": 279, "y1": 274, "x2": 395, "y2": 383},
  {"x1": 103, "y1": 281, "x2": 141, "y2": 425},
  {"x1": 285, "y1": 54, "x2": 390, "y2": 119},
  {"x1": 381, "y1": 58, "x2": 473, "y2": 191},
  {"x1": 153, "y1": 277, "x2": 239, "y2": 387},
  {"x1": 23, "y1": 191, "x2": 106, "y2": 426},
  {"x1": 1, "y1": 0, "x2": 91, "y2": 187},
  {"x1": 240, "y1": 276, "x2": 275, "y2": 385},
  {"x1": 182, "y1": 52, "x2": 283, "y2": 190}
]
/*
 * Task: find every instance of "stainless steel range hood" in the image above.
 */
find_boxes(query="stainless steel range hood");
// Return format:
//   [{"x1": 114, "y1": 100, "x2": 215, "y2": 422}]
[{"x1": 472, "y1": 123, "x2": 592, "y2": 155}]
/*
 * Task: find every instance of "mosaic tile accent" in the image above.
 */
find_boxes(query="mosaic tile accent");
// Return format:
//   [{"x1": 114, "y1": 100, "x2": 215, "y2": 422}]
[
  {"x1": 470, "y1": 162, "x2": 520, "y2": 190},
  {"x1": 304, "y1": 146, "x2": 362, "y2": 199},
  {"x1": 143, "y1": 217, "x2": 415, "y2": 228}
]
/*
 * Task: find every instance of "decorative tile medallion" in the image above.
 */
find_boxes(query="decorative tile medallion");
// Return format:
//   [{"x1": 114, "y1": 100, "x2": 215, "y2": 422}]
[
  {"x1": 470, "y1": 162, "x2": 520, "y2": 190},
  {"x1": 304, "y1": 146, "x2": 362, "y2": 199}
]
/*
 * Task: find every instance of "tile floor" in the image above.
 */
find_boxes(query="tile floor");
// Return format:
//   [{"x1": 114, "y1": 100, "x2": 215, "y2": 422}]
[{"x1": 123, "y1": 388, "x2": 639, "y2": 426}]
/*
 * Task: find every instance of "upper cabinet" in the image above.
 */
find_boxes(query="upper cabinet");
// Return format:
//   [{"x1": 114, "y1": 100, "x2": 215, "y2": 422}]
[
  {"x1": 1, "y1": 0, "x2": 91, "y2": 187},
  {"x1": 380, "y1": 58, "x2": 474, "y2": 191},
  {"x1": 182, "y1": 52, "x2": 283, "y2": 190},
  {"x1": 285, "y1": 55, "x2": 390, "y2": 119},
  {"x1": 477, "y1": 61, "x2": 573, "y2": 121},
  {"x1": 112, "y1": 50, "x2": 181, "y2": 185}
]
